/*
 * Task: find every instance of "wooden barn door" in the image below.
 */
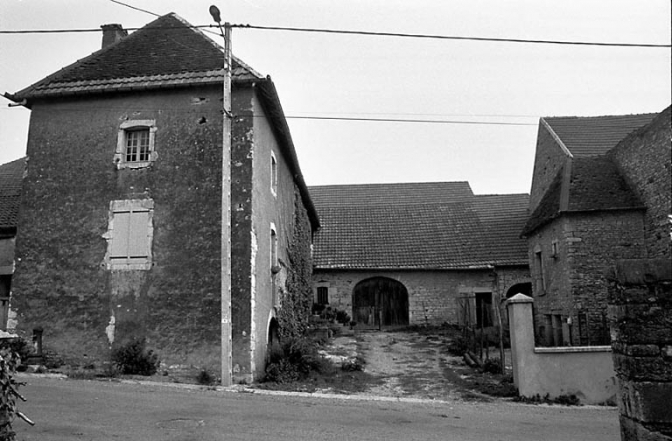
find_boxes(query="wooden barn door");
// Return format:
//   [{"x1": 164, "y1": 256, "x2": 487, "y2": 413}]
[{"x1": 353, "y1": 277, "x2": 409, "y2": 329}]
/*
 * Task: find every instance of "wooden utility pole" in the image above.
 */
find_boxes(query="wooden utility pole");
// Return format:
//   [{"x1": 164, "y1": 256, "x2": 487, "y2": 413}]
[{"x1": 210, "y1": 5, "x2": 232, "y2": 387}]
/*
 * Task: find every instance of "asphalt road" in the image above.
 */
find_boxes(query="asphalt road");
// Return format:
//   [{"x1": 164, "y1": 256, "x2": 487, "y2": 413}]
[{"x1": 15, "y1": 376, "x2": 619, "y2": 441}]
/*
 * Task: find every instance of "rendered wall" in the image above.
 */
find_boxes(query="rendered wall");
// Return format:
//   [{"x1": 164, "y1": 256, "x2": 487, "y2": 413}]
[
  {"x1": 12, "y1": 86, "x2": 226, "y2": 371},
  {"x1": 508, "y1": 294, "x2": 617, "y2": 404}
]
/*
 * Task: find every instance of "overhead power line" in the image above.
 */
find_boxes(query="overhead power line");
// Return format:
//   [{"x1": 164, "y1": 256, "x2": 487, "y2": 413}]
[
  {"x1": 109, "y1": 0, "x2": 160, "y2": 17},
  {"x1": 1, "y1": 24, "x2": 669, "y2": 48},
  {"x1": 283, "y1": 115, "x2": 535, "y2": 126},
  {"x1": 230, "y1": 24, "x2": 671, "y2": 48}
]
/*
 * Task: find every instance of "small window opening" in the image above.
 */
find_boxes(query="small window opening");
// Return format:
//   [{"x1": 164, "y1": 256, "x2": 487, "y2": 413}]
[
  {"x1": 271, "y1": 153, "x2": 278, "y2": 195},
  {"x1": 317, "y1": 286, "x2": 329, "y2": 305}
]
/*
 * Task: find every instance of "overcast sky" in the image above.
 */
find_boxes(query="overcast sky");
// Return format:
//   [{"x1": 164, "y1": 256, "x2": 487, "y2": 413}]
[{"x1": 1, "y1": 0, "x2": 670, "y2": 194}]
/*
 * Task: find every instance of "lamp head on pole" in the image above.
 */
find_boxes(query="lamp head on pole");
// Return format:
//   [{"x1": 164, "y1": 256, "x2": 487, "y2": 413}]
[{"x1": 209, "y1": 5, "x2": 222, "y2": 24}]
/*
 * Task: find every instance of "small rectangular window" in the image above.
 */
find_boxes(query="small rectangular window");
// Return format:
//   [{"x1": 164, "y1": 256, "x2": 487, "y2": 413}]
[
  {"x1": 115, "y1": 120, "x2": 156, "y2": 169},
  {"x1": 317, "y1": 287, "x2": 329, "y2": 305}
]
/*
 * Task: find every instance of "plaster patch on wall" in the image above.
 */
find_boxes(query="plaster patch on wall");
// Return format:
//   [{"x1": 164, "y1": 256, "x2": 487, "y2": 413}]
[{"x1": 106, "y1": 315, "x2": 116, "y2": 345}]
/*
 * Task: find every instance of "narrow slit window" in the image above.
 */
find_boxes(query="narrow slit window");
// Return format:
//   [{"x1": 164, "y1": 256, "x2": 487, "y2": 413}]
[{"x1": 271, "y1": 152, "x2": 278, "y2": 195}]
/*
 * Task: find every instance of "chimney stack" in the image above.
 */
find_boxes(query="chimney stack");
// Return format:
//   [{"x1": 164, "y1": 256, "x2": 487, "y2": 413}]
[{"x1": 101, "y1": 24, "x2": 127, "y2": 49}]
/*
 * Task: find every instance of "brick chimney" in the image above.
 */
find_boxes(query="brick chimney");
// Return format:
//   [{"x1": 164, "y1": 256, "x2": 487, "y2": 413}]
[{"x1": 101, "y1": 24, "x2": 127, "y2": 48}]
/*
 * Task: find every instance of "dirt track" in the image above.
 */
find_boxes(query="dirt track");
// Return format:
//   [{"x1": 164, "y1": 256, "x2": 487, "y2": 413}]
[{"x1": 325, "y1": 330, "x2": 503, "y2": 401}]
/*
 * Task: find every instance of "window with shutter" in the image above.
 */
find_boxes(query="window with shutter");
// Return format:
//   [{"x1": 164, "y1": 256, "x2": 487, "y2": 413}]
[{"x1": 106, "y1": 199, "x2": 154, "y2": 270}]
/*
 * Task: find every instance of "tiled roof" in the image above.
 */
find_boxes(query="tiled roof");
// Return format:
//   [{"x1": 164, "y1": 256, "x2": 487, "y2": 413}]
[
  {"x1": 309, "y1": 182, "x2": 474, "y2": 206},
  {"x1": 0, "y1": 158, "x2": 25, "y2": 229},
  {"x1": 543, "y1": 113, "x2": 656, "y2": 157},
  {"x1": 522, "y1": 156, "x2": 644, "y2": 235},
  {"x1": 311, "y1": 183, "x2": 529, "y2": 270},
  {"x1": 12, "y1": 13, "x2": 262, "y2": 101},
  {"x1": 567, "y1": 156, "x2": 643, "y2": 211},
  {"x1": 471, "y1": 194, "x2": 530, "y2": 265},
  {"x1": 522, "y1": 168, "x2": 563, "y2": 235}
]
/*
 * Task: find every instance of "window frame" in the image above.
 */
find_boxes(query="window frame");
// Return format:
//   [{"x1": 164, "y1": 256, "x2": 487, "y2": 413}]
[
  {"x1": 316, "y1": 286, "x2": 329, "y2": 305},
  {"x1": 115, "y1": 120, "x2": 157, "y2": 169},
  {"x1": 104, "y1": 199, "x2": 154, "y2": 270}
]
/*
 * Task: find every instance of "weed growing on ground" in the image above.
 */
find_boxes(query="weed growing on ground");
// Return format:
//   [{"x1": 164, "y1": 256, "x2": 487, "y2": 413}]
[{"x1": 513, "y1": 393, "x2": 582, "y2": 406}]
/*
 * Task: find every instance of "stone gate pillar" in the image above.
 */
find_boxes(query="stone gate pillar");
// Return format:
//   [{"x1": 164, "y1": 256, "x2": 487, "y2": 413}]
[{"x1": 607, "y1": 259, "x2": 672, "y2": 441}]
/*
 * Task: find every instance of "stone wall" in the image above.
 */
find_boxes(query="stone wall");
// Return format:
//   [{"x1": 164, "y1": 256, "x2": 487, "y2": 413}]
[
  {"x1": 607, "y1": 259, "x2": 672, "y2": 441},
  {"x1": 313, "y1": 266, "x2": 529, "y2": 327},
  {"x1": 609, "y1": 106, "x2": 671, "y2": 260},
  {"x1": 529, "y1": 211, "x2": 646, "y2": 345},
  {"x1": 528, "y1": 122, "x2": 569, "y2": 215}
]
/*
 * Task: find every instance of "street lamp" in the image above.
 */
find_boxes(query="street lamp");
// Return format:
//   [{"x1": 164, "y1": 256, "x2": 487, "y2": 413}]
[{"x1": 210, "y1": 4, "x2": 233, "y2": 387}]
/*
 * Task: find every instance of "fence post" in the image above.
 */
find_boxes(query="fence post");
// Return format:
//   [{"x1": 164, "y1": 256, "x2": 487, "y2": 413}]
[{"x1": 506, "y1": 294, "x2": 535, "y2": 394}]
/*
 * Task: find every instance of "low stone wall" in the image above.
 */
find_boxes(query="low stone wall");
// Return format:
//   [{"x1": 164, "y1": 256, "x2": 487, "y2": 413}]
[
  {"x1": 507, "y1": 294, "x2": 617, "y2": 404},
  {"x1": 607, "y1": 259, "x2": 672, "y2": 441}
]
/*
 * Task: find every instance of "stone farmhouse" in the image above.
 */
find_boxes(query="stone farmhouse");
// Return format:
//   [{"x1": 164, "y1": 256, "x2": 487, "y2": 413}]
[
  {"x1": 521, "y1": 107, "x2": 671, "y2": 347},
  {"x1": 3, "y1": 13, "x2": 319, "y2": 382},
  {"x1": 309, "y1": 182, "x2": 531, "y2": 329}
]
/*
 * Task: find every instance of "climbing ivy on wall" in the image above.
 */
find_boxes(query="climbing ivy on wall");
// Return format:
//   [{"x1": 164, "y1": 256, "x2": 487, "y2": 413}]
[{"x1": 276, "y1": 187, "x2": 313, "y2": 340}]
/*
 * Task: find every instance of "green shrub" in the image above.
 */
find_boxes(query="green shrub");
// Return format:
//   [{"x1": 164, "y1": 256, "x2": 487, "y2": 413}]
[
  {"x1": 0, "y1": 339, "x2": 32, "y2": 371},
  {"x1": 311, "y1": 303, "x2": 326, "y2": 315},
  {"x1": 264, "y1": 337, "x2": 330, "y2": 383},
  {"x1": 0, "y1": 348, "x2": 31, "y2": 440},
  {"x1": 196, "y1": 368, "x2": 216, "y2": 386},
  {"x1": 111, "y1": 339, "x2": 159, "y2": 376},
  {"x1": 335, "y1": 310, "x2": 351, "y2": 325}
]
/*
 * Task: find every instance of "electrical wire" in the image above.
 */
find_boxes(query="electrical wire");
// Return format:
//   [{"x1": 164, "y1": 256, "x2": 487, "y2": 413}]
[
  {"x1": 109, "y1": 0, "x2": 160, "y2": 17},
  {"x1": 1, "y1": 24, "x2": 669, "y2": 48}
]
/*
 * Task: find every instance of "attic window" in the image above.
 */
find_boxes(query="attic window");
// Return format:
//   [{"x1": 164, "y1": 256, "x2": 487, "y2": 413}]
[{"x1": 115, "y1": 120, "x2": 157, "y2": 169}]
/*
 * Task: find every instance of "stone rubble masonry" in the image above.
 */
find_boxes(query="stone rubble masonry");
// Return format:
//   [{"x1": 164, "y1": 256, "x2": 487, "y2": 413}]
[
  {"x1": 313, "y1": 267, "x2": 530, "y2": 327},
  {"x1": 530, "y1": 210, "x2": 646, "y2": 345},
  {"x1": 608, "y1": 106, "x2": 671, "y2": 261},
  {"x1": 607, "y1": 259, "x2": 672, "y2": 441}
]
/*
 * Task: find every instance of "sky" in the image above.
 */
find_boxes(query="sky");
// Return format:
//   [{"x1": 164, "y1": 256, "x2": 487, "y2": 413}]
[{"x1": 0, "y1": 0, "x2": 670, "y2": 195}]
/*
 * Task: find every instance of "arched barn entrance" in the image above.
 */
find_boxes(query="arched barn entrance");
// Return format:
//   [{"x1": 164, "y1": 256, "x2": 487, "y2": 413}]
[{"x1": 352, "y1": 277, "x2": 409, "y2": 329}]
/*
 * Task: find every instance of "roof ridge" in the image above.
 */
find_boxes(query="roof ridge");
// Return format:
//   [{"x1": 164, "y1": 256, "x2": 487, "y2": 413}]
[
  {"x1": 543, "y1": 112, "x2": 658, "y2": 120},
  {"x1": 11, "y1": 13, "x2": 263, "y2": 102}
]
